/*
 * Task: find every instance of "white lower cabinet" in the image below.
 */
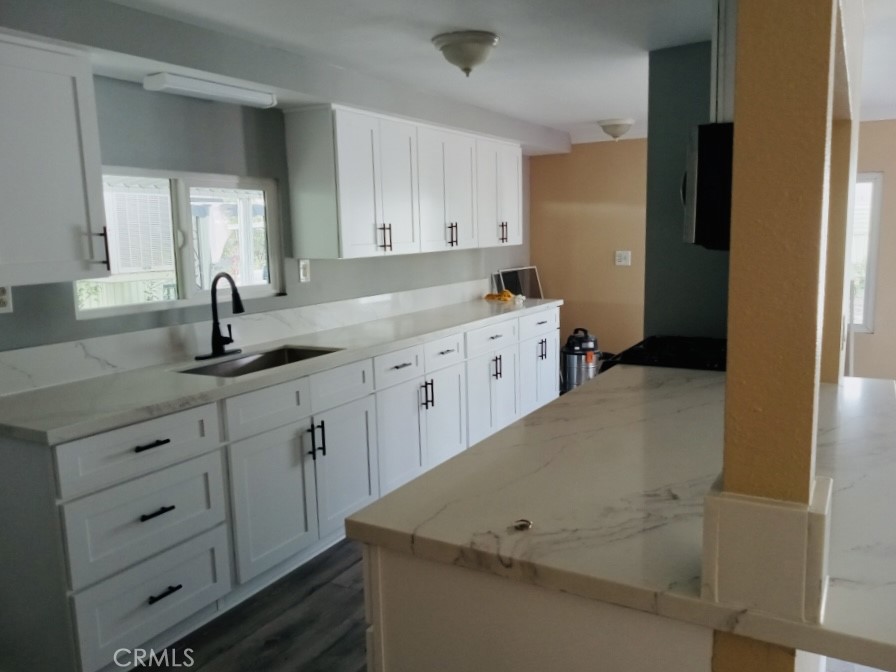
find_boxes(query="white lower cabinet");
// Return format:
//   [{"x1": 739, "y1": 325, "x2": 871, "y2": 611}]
[
  {"x1": 313, "y1": 395, "x2": 379, "y2": 538},
  {"x1": 376, "y1": 376, "x2": 425, "y2": 495},
  {"x1": 519, "y1": 329, "x2": 560, "y2": 415},
  {"x1": 422, "y1": 362, "x2": 467, "y2": 468},
  {"x1": 229, "y1": 419, "x2": 318, "y2": 583},
  {"x1": 467, "y1": 344, "x2": 519, "y2": 446}
]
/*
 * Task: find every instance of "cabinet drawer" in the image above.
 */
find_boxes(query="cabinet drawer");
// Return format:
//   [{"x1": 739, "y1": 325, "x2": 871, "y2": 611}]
[
  {"x1": 73, "y1": 526, "x2": 230, "y2": 672},
  {"x1": 310, "y1": 359, "x2": 373, "y2": 413},
  {"x1": 373, "y1": 345, "x2": 424, "y2": 389},
  {"x1": 519, "y1": 307, "x2": 559, "y2": 340},
  {"x1": 225, "y1": 377, "x2": 311, "y2": 441},
  {"x1": 63, "y1": 451, "x2": 226, "y2": 590},
  {"x1": 423, "y1": 332, "x2": 465, "y2": 371},
  {"x1": 55, "y1": 404, "x2": 221, "y2": 500},
  {"x1": 466, "y1": 319, "x2": 518, "y2": 358}
]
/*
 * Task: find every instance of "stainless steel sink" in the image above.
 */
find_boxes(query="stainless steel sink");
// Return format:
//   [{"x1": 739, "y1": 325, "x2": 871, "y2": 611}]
[{"x1": 181, "y1": 346, "x2": 341, "y2": 377}]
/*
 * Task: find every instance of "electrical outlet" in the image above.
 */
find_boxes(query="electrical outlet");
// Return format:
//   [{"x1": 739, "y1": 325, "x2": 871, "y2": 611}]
[
  {"x1": 298, "y1": 259, "x2": 311, "y2": 283},
  {"x1": 614, "y1": 250, "x2": 632, "y2": 266},
  {"x1": 0, "y1": 286, "x2": 12, "y2": 313}
]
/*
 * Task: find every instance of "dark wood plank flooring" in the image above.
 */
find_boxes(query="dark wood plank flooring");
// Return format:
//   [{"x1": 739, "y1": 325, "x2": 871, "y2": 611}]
[{"x1": 161, "y1": 540, "x2": 366, "y2": 672}]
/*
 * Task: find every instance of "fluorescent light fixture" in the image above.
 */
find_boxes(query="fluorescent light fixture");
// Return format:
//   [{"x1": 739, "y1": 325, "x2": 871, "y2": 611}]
[{"x1": 143, "y1": 72, "x2": 277, "y2": 108}]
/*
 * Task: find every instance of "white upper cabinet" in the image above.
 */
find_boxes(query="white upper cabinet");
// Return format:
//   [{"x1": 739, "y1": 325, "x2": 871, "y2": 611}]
[
  {"x1": 418, "y1": 127, "x2": 477, "y2": 252},
  {"x1": 286, "y1": 105, "x2": 523, "y2": 259},
  {"x1": 0, "y1": 31, "x2": 108, "y2": 286},
  {"x1": 476, "y1": 139, "x2": 523, "y2": 247},
  {"x1": 286, "y1": 106, "x2": 418, "y2": 259}
]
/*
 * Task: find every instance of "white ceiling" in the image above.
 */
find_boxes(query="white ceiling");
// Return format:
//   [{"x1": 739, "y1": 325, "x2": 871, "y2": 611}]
[{"x1": 110, "y1": 0, "x2": 895, "y2": 144}]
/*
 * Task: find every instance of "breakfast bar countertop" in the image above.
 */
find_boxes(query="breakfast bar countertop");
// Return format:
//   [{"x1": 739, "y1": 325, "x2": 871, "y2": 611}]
[{"x1": 346, "y1": 366, "x2": 896, "y2": 670}]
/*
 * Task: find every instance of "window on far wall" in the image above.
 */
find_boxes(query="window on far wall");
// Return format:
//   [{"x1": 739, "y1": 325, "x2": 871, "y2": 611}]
[
  {"x1": 848, "y1": 172, "x2": 883, "y2": 332},
  {"x1": 75, "y1": 170, "x2": 282, "y2": 315}
]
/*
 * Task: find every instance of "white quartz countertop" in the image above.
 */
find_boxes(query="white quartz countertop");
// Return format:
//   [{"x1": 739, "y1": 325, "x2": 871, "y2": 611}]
[
  {"x1": 346, "y1": 366, "x2": 896, "y2": 670},
  {"x1": 0, "y1": 298, "x2": 561, "y2": 445}
]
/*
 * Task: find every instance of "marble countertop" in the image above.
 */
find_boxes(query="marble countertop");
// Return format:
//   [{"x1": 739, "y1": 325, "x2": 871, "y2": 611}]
[
  {"x1": 346, "y1": 366, "x2": 896, "y2": 670},
  {"x1": 0, "y1": 298, "x2": 561, "y2": 445}
]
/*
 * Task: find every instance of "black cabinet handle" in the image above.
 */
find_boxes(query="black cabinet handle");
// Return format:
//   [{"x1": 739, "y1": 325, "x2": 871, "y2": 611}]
[
  {"x1": 148, "y1": 584, "x2": 183, "y2": 605},
  {"x1": 377, "y1": 223, "x2": 393, "y2": 251},
  {"x1": 421, "y1": 381, "x2": 430, "y2": 408},
  {"x1": 390, "y1": 362, "x2": 413, "y2": 370},
  {"x1": 307, "y1": 424, "x2": 318, "y2": 460},
  {"x1": 488, "y1": 334, "x2": 503, "y2": 340},
  {"x1": 91, "y1": 226, "x2": 111, "y2": 271},
  {"x1": 430, "y1": 379, "x2": 435, "y2": 407},
  {"x1": 492, "y1": 356, "x2": 500, "y2": 380},
  {"x1": 453, "y1": 222, "x2": 459, "y2": 246},
  {"x1": 497, "y1": 354, "x2": 503, "y2": 379},
  {"x1": 139, "y1": 505, "x2": 176, "y2": 523},
  {"x1": 438, "y1": 348, "x2": 455, "y2": 355},
  {"x1": 134, "y1": 438, "x2": 171, "y2": 454},
  {"x1": 319, "y1": 420, "x2": 327, "y2": 457},
  {"x1": 421, "y1": 379, "x2": 435, "y2": 409},
  {"x1": 537, "y1": 320, "x2": 548, "y2": 325}
]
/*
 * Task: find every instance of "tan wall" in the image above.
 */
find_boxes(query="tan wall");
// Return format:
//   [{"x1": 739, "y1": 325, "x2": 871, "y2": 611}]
[
  {"x1": 529, "y1": 139, "x2": 647, "y2": 355},
  {"x1": 854, "y1": 120, "x2": 896, "y2": 378}
]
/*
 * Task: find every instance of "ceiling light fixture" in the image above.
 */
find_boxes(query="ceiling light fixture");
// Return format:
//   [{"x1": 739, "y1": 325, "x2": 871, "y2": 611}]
[
  {"x1": 143, "y1": 72, "x2": 277, "y2": 108},
  {"x1": 597, "y1": 118, "x2": 635, "y2": 141},
  {"x1": 432, "y1": 30, "x2": 499, "y2": 77}
]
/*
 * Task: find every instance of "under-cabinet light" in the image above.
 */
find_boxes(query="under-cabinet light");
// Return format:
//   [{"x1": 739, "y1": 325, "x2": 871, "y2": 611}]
[{"x1": 143, "y1": 72, "x2": 277, "y2": 109}]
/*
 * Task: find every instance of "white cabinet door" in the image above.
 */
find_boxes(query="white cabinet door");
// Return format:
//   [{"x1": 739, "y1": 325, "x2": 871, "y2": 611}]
[
  {"x1": 467, "y1": 345, "x2": 517, "y2": 446},
  {"x1": 378, "y1": 117, "x2": 419, "y2": 255},
  {"x1": 419, "y1": 128, "x2": 475, "y2": 252},
  {"x1": 229, "y1": 419, "x2": 318, "y2": 582},
  {"x1": 423, "y1": 362, "x2": 467, "y2": 468},
  {"x1": 491, "y1": 343, "x2": 519, "y2": 433},
  {"x1": 0, "y1": 33, "x2": 107, "y2": 286},
  {"x1": 498, "y1": 143, "x2": 523, "y2": 245},
  {"x1": 520, "y1": 331, "x2": 560, "y2": 416},
  {"x1": 376, "y1": 377, "x2": 425, "y2": 495},
  {"x1": 313, "y1": 395, "x2": 379, "y2": 538},
  {"x1": 334, "y1": 109, "x2": 381, "y2": 258},
  {"x1": 476, "y1": 139, "x2": 523, "y2": 248}
]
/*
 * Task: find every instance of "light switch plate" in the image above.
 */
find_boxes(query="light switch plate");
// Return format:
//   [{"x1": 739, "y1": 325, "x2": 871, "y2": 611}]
[
  {"x1": 0, "y1": 286, "x2": 12, "y2": 313},
  {"x1": 614, "y1": 250, "x2": 632, "y2": 266},
  {"x1": 298, "y1": 259, "x2": 311, "y2": 283}
]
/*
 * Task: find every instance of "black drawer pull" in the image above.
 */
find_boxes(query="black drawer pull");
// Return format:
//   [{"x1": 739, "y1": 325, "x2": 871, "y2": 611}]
[
  {"x1": 134, "y1": 438, "x2": 171, "y2": 454},
  {"x1": 438, "y1": 348, "x2": 456, "y2": 355},
  {"x1": 537, "y1": 320, "x2": 548, "y2": 325},
  {"x1": 390, "y1": 362, "x2": 413, "y2": 370},
  {"x1": 148, "y1": 584, "x2": 183, "y2": 605},
  {"x1": 140, "y1": 505, "x2": 176, "y2": 522},
  {"x1": 488, "y1": 334, "x2": 503, "y2": 340}
]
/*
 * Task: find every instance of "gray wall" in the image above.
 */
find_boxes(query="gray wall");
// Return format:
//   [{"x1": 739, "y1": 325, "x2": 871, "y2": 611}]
[
  {"x1": 644, "y1": 42, "x2": 729, "y2": 338},
  {"x1": 0, "y1": 78, "x2": 527, "y2": 352}
]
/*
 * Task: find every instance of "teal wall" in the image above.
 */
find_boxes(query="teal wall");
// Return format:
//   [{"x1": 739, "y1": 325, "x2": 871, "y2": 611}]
[
  {"x1": 644, "y1": 42, "x2": 729, "y2": 338},
  {"x1": 0, "y1": 78, "x2": 526, "y2": 351}
]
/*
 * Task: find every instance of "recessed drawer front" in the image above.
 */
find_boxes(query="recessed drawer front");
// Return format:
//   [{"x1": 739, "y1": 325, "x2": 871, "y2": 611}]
[
  {"x1": 225, "y1": 377, "x2": 311, "y2": 441},
  {"x1": 73, "y1": 526, "x2": 230, "y2": 672},
  {"x1": 373, "y1": 345, "x2": 424, "y2": 389},
  {"x1": 423, "y1": 333, "x2": 465, "y2": 371},
  {"x1": 519, "y1": 307, "x2": 560, "y2": 340},
  {"x1": 310, "y1": 359, "x2": 373, "y2": 413},
  {"x1": 55, "y1": 404, "x2": 221, "y2": 500},
  {"x1": 466, "y1": 319, "x2": 518, "y2": 358},
  {"x1": 63, "y1": 451, "x2": 226, "y2": 590}
]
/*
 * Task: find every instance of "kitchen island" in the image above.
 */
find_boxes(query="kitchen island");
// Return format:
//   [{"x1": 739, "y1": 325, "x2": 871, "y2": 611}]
[{"x1": 346, "y1": 365, "x2": 896, "y2": 671}]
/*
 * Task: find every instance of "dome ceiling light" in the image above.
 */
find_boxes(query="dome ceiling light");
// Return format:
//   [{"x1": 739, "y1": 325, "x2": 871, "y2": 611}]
[
  {"x1": 432, "y1": 30, "x2": 499, "y2": 77},
  {"x1": 597, "y1": 118, "x2": 635, "y2": 141}
]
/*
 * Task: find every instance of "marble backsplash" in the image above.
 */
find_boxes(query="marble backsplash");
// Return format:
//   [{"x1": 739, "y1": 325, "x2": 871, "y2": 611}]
[{"x1": 0, "y1": 279, "x2": 489, "y2": 397}]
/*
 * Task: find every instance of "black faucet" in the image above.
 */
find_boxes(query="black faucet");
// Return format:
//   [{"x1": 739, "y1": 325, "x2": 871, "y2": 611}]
[{"x1": 195, "y1": 272, "x2": 246, "y2": 360}]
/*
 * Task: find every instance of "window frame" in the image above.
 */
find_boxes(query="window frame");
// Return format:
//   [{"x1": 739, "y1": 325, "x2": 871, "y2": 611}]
[
  {"x1": 75, "y1": 167, "x2": 284, "y2": 319},
  {"x1": 848, "y1": 172, "x2": 883, "y2": 334}
]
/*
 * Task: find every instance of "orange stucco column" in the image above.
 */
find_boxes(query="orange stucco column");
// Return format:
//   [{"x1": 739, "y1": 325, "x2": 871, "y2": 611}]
[{"x1": 723, "y1": 0, "x2": 836, "y2": 504}]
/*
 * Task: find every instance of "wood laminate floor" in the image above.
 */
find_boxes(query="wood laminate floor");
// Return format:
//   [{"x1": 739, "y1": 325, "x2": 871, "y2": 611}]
[{"x1": 161, "y1": 540, "x2": 366, "y2": 672}]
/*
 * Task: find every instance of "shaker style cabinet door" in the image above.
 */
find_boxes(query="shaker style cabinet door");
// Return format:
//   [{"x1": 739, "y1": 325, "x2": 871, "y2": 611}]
[
  {"x1": 476, "y1": 139, "x2": 522, "y2": 248},
  {"x1": 313, "y1": 395, "x2": 379, "y2": 538},
  {"x1": 422, "y1": 362, "x2": 467, "y2": 468},
  {"x1": 498, "y1": 143, "x2": 523, "y2": 245},
  {"x1": 466, "y1": 344, "x2": 518, "y2": 446},
  {"x1": 520, "y1": 330, "x2": 560, "y2": 415},
  {"x1": 334, "y1": 109, "x2": 381, "y2": 258},
  {"x1": 229, "y1": 419, "x2": 319, "y2": 583},
  {"x1": 376, "y1": 377, "x2": 425, "y2": 495},
  {"x1": 377, "y1": 117, "x2": 419, "y2": 255},
  {"x1": 419, "y1": 127, "x2": 476, "y2": 252},
  {"x1": 444, "y1": 131, "x2": 477, "y2": 249},
  {"x1": 0, "y1": 32, "x2": 108, "y2": 286}
]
